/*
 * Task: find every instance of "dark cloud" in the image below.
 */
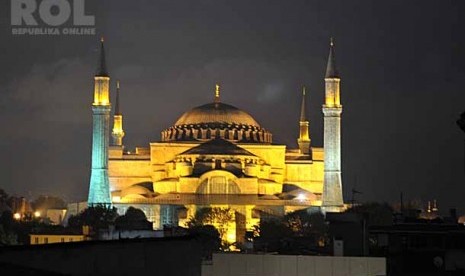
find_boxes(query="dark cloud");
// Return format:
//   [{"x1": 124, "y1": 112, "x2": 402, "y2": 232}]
[{"x1": 1, "y1": 0, "x2": 465, "y2": 214}]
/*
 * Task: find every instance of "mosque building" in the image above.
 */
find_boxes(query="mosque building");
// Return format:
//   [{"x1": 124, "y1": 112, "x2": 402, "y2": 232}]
[{"x1": 87, "y1": 38, "x2": 345, "y2": 243}]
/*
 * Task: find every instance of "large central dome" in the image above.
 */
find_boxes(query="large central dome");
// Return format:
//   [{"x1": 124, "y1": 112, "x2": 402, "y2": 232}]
[
  {"x1": 174, "y1": 102, "x2": 260, "y2": 127},
  {"x1": 161, "y1": 97, "x2": 272, "y2": 144}
]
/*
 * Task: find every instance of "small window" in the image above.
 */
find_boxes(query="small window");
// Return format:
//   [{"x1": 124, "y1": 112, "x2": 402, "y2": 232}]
[
  {"x1": 69, "y1": 238, "x2": 73, "y2": 242},
  {"x1": 61, "y1": 238, "x2": 65, "y2": 243},
  {"x1": 34, "y1": 237, "x2": 39, "y2": 244},
  {"x1": 215, "y1": 159, "x2": 222, "y2": 169},
  {"x1": 44, "y1": 237, "x2": 48, "y2": 244}
]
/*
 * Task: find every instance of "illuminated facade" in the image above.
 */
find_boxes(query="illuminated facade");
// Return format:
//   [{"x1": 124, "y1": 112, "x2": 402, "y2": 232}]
[
  {"x1": 87, "y1": 40, "x2": 345, "y2": 243},
  {"x1": 30, "y1": 234, "x2": 85, "y2": 245}
]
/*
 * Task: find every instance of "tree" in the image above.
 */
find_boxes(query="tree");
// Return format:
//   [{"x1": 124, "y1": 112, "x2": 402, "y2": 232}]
[
  {"x1": 0, "y1": 224, "x2": 17, "y2": 246},
  {"x1": 346, "y1": 202, "x2": 393, "y2": 226},
  {"x1": 284, "y1": 210, "x2": 327, "y2": 237},
  {"x1": 0, "y1": 210, "x2": 17, "y2": 246},
  {"x1": 67, "y1": 205, "x2": 118, "y2": 235},
  {"x1": 186, "y1": 207, "x2": 234, "y2": 247},
  {"x1": 253, "y1": 217, "x2": 291, "y2": 253},
  {"x1": 0, "y1": 209, "x2": 55, "y2": 245},
  {"x1": 254, "y1": 210, "x2": 329, "y2": 253},
  {"x1": 255, "y1": 217, "x2": 291, "y2": 239},
  {"x1": 0, "y1": 211, "x2": 14, "y2": 232},
  {"x1": 188, "y1": 225, "x2": 221, "y2": 260},
  {"x1": 0, "y1": 189, "x2": 9, "y2": 205},
  {"x1": 115, "y1": 207, "x2": 152, "y2": 230}
]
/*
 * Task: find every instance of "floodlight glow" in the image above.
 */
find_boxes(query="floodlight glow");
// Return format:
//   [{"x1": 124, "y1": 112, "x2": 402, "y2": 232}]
[{"x1": 296, "y1": 193, "x2": 306, "y2": 201}]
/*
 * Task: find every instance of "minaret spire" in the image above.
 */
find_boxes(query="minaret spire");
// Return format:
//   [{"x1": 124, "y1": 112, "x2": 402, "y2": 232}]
[
  {"x1": 325, "y1": 37, "x2": 339, "y2": 79},
  {"x1": 112, "y1": 80, "x2": 125, "y2": 146},
  {"x1": 214, "y1": 83, "x2": 220, "y2": 103},
  {"x1": 300, "y1": 86, "x2": 307, "y2": 122},
  {"x1": 115, "y1": 80, "x2": 121, "y2": 115},
  {"x1": 322, "y1": 37, "x2": 344, "y2": 212},
  {"x1": 96, "y1": 37, "x2": 108, "y2": 77},
  {"x1": 297, "y1": 86, "x2": 311, "y2": 155}
]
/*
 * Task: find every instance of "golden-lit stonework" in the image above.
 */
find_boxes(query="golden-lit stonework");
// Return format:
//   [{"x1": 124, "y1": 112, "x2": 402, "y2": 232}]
[
  {"x1": 89, "y1": 40, "x2": 344, "y2": 244},
  {"x1": 108, "y1": 88, "x2": 325, "y2": 243}
]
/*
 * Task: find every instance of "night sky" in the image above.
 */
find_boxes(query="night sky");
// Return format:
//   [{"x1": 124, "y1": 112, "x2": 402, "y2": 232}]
[{"x1": 1, "y1": 1, "x2": 464, "y2": 213}]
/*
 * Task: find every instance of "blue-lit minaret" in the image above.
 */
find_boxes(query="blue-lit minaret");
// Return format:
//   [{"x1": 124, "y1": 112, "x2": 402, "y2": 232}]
[{"x1": 88, "y1": 38, "x2": 112, "y2": 205}]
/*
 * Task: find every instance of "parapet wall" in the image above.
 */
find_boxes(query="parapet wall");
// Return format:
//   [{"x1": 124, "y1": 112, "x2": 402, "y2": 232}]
[{"x1": 202, "y1": 253, "x2": 386, "y2": 276}]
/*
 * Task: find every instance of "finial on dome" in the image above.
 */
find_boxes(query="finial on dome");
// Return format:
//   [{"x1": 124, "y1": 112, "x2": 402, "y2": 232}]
[{"x1": 214, "y1": 83, "x2": 220, "y2": 103}]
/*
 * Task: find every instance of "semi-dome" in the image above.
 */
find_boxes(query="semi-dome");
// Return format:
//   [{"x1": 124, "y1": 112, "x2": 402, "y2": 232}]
[{"x1": 161, "y1": 92, "x2": 272, "y2": 144}]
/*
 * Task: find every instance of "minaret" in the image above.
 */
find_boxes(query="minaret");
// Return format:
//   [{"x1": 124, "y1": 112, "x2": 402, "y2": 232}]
[
  {"x1": 298, "y1": 86, "x2": 311, "y2": 155},
  {"x1": 111, "y1": 80, "x2": 125, "y2": 146},
  {"x1": 88, "y1": 37, "x2": 112, "y2": 206},
  {"x1": 322, "y1": 38, "x2": 344, "y2": 211}
]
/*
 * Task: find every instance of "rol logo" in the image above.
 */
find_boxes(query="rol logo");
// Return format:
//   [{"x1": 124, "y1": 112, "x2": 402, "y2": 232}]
[{"x1": 10, "y1": 0, "x2": 96, "y2": 36}]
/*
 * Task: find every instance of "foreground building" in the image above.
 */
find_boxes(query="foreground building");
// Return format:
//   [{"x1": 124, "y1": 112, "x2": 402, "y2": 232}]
[
  {"x1": 0, "y1": 237, "x2": 386, "y2": 276},
  {"x1": 0, "y1": 237, "x2": 202, "y2": 276},
  {"x1": 30, "y1": 233, "x2": 85, "y2": 245},
  {"x1": 87, "y1": 39, "x2": 345, "y2": 243},
  {"x1": 203, "y1": 253, "x2": 385, "y2": 276}
]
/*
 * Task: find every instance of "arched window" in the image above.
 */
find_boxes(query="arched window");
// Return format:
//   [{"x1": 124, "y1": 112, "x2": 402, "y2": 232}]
[{"x1": 196, "y1": 176, "x2": 241, "y2": 194}]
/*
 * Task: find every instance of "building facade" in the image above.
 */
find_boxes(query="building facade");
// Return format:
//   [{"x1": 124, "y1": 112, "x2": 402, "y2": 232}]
[
  {"x1": 30, "y1": 234, "x2": 85, "y2": 245},
  {"x1": 87, "y1": 39, "x2": 345, "y2": 243}
]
